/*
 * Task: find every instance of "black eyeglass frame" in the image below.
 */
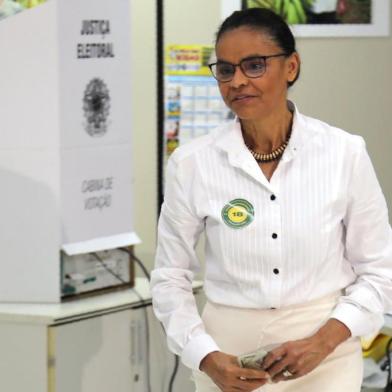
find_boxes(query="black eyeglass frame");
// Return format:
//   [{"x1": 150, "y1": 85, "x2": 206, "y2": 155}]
[{"x1": 208, "y1": 53, "x2": 289, "y2": 82}]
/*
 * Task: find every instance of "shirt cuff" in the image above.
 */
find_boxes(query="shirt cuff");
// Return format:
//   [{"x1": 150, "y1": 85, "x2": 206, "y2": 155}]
[
  {"x1": 181, "y1": 333, "x2": 220, "y2": 370},
  {"x1": 330, "y1": 302, "x2": 384, "y2": 337}
]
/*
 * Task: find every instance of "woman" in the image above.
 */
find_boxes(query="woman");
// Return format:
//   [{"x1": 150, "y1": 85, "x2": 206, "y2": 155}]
[{"x1": 151, "y1": 8, "x2": 392, "y2": 392}]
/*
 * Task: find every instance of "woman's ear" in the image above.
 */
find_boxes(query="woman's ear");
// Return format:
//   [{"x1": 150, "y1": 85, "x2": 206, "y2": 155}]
[{"x1": 287, "y1": 52, "x2": 301, "y2": 83}]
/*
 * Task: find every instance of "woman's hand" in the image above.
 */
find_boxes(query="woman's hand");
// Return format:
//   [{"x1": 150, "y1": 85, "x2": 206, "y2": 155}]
[
  {"x1": 261, "y1": 319, "x2": 351, "y2": 383},
  {"x1": 200, "y1": 351, "x2": 270, "y2": 392}
]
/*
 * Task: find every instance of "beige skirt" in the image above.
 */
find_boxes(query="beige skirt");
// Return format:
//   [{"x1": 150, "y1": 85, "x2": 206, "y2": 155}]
[{"x1": 192, "y1": 291, "x2": 363, "y2": 392}]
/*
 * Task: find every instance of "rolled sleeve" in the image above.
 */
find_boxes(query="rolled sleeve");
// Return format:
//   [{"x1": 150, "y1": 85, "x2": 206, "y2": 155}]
[
  {"x1": 151, "y1": 153, "x2": 220, "y2": 369},
  {"x1": 331, "y1": 302, "x2": 384, "y2": 337},
  {"x1": 338, "y1": 138, "x2": 392, "y2": 336},
  {"x1": 181, "y1": 333, "x2": 220, "y2": 370}
]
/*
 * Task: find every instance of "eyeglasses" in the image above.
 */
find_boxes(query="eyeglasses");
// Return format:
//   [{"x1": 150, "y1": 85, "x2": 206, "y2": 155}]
[{"x1": 208, "y1": 53, "x2": 288, "y2": 82}]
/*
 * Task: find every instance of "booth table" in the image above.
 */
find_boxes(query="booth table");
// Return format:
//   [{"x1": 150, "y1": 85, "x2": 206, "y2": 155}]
[{"x1": 0, "y1": 278, "x2": 203, "y2": 392}]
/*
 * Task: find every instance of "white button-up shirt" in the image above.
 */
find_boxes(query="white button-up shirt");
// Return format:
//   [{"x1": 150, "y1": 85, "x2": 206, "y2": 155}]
[{"x1": 151, "y1": 103, "x2": 392, "y2": 371}]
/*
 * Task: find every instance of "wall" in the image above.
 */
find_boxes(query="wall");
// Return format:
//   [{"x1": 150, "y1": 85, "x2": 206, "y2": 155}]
[
  {"x1": 291, "y1": 37, "x2": 392, "y2": 204},
  {"x1": 132, "y1": 0, "x2": 392, "y2": 270}
]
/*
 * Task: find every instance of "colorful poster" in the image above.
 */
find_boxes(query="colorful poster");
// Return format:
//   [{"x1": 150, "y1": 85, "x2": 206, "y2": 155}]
[
  {"x1": 165, "y1": 44, "x2": 214, "y2": 76},
  {"x1": 164, "y1": 44, "x2": 232, "y2": 163},
  {"x1": 165, "y1": 75, "x2": 232, "y2": 159},
  {"x1": 222, "y1": 0, "x2": 389, "y2": 37},
  {"x1": 244, "y1": 0, "x2": 371, "y2": 25}
]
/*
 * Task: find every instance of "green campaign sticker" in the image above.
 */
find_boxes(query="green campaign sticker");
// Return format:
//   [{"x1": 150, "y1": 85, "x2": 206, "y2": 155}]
[{"x1": 221, "y1": 199, "x2": 254, "y2": 229}]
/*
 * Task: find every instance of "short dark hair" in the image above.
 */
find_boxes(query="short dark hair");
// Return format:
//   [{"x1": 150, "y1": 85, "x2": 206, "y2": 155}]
[{"x1": 216, "y1": 8, "x2": 300, "y2": 87}]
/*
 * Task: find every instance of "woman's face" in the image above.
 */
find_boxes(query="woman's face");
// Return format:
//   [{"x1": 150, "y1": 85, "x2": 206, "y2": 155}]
[{"x1": 215, "y1": 27, "x2": 299, "y2": 121}]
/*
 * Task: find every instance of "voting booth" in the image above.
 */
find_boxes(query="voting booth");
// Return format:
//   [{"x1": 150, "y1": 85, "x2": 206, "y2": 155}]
[{"x1": 0, "y1": 0, "x2": 139, "y2": 303}]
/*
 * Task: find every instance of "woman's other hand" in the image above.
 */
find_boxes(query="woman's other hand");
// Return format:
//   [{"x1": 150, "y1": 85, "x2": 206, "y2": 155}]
[
  {"x1": 261, "y1": 318, "x2": 351, "y2": 383},
  {"x1": 200, "y1": 351, "x2": 270, "y2": 392}
]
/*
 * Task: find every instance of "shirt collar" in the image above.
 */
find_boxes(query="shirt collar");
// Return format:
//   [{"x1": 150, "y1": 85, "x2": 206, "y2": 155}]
[
  {"x1": 214, "y1": 101, "x2": 309, "y2": 164},
  {"x1": 282, "y1": 100, "x2": 307, "y2": 162}
]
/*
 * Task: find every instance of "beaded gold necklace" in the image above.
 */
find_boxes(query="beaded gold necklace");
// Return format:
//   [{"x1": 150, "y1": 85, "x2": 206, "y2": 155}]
[
  {"x1": 244, "y1": 124, "x2": 292, "y2": 163},
  {"x1": 245, "y1": 139, "x2": 289, "y2": 162}
]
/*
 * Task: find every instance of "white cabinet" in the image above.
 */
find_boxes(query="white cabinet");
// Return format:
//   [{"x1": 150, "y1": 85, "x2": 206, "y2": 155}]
[
  {"x1": 51, "y1": 311, "x2": 135, "y2": 392},
  {"x1": 0, "y1": 278, "x2": 201, "y2": 392},
  {"x1": 0, "y1": 322, "x2": 47, "y2": 391}
]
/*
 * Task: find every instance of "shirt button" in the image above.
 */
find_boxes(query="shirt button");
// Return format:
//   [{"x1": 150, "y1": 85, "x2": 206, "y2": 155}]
[
  {"x1": 272, "y1": 233, "x2": 278, "y2": 239},
  {"x1": 270, "y1": 194, "x2": 276, "y2": 201},
  {"x1": 273, "y1": 268, "x2": 280, "y2": 275}
]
